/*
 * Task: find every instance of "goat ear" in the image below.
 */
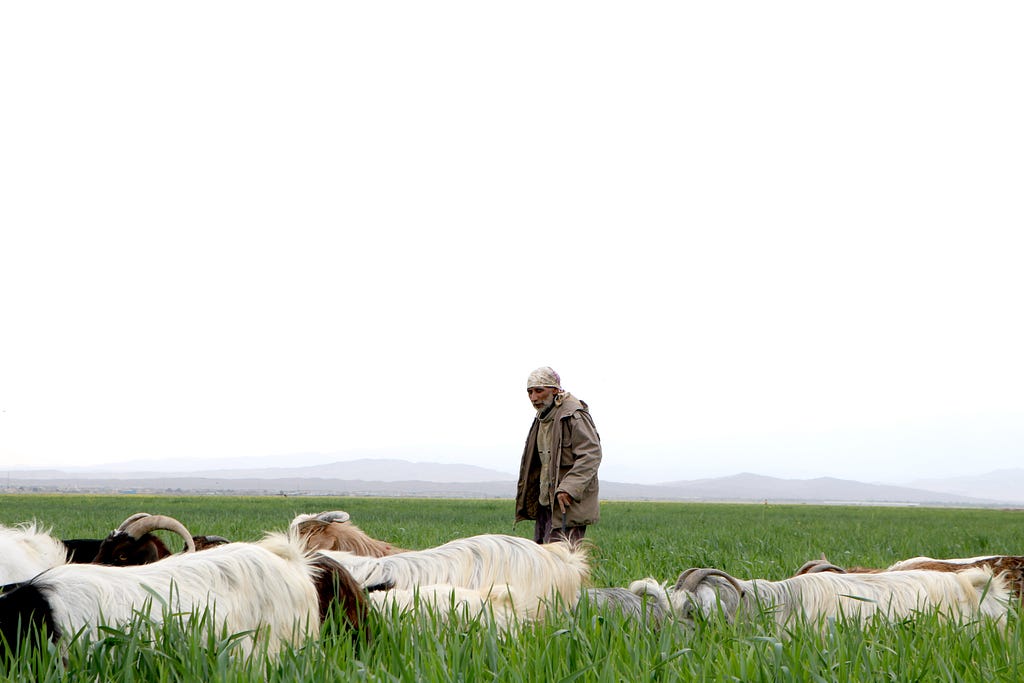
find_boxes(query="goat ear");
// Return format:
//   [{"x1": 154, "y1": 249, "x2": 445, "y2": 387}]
[{"x1": 309, "y1": 555, "x2": 368, "y2": 633}]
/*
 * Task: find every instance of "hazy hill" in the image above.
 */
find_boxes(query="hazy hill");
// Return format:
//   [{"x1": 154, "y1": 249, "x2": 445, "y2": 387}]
[
  {"x1": 906, "y1": 468, "x2": 1024, "y2": 504},
  {"x1": 658, "y1": 472, "x2": 998, "y2": 505},
  {"x1": 3, "y1": 461, "x2": 1016, "y2": 506},
  {"x1": 5, "y1": 459, "x2": 513, "y2": 484}
]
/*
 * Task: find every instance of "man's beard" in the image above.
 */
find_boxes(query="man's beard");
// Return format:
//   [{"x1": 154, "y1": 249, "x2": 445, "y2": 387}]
[{"x1": 535, "y1": 395, "x2": 556, "y2": 415}]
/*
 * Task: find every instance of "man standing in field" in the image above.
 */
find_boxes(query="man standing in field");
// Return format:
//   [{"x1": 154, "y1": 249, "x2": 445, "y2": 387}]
[{"x1": 515, "y1": 366, "x2": 602, "y2": 544}]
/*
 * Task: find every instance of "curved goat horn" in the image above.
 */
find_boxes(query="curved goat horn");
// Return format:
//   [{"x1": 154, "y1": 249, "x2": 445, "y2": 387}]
[
  {"x1": 675, "y1": 567, "x2": 746, "y2": 596},
  {"x1": 795, "y1": 560, "x2": 817, "y2": 575},
  {"x1": 123, "y1": 514, "x2": 196, "y2": 552},
  {"x1": 315, "y1": 511, "x2": 351, "y2": 524},
  {"x1": 115, "y1": 512, "x2": 153, "y2": 533},
  {"x1": 795, "y1": 552, "x2": 848, "y2": 575}
]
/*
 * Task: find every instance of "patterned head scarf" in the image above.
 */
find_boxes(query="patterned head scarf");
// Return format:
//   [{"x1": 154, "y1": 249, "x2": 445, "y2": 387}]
[{"x1": 527, "y1": 366, "x2": 561, "y2": 390}]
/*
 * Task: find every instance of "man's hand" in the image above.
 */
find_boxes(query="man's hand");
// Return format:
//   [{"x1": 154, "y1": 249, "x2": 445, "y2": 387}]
[{"x1": 556, "y1": 491, "x2": 573, "y2": 514}]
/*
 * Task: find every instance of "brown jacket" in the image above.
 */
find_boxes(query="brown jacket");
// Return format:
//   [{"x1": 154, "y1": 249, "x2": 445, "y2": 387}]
[{"x1": 514, "y1": 392, "x2": 602, "y2": 528}]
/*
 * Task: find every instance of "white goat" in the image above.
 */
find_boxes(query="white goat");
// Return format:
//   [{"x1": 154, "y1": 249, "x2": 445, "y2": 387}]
[
  {"x1": 318, "y1": 533, "x2": 589, "y2": 622},
  {"x1": 0, "y1": 522, "x2": 68, "y2": 584},
  {"x1": 632, "y1": 566, "x2": 1013, "y2": 628},
  {"x1": 578, "y1": 586, "x2": 668, "y2": 626},
  {"x1": 0, "y1": 532, "x2": 365, "y2": 658}
]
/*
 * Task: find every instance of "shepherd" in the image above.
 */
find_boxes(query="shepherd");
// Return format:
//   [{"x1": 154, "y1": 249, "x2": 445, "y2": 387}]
[{"x1": 514, "y1": 366, "x2": 602, "y2": 544}]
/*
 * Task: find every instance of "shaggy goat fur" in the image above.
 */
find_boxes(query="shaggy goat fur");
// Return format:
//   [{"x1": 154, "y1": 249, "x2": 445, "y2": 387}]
[
  {"x1": 0, "y1": 522, "x2": 68, "y2": 584},
  {"x1": 796, "y1": 553, "x2": 1024, "y2": 601},
  {"x1": 318, "y1": 533, "x2": 589, "y2": 618},
  {"x1": 579, "y1": 586, "x2": 668, "y2": 626},
  {"x1": 885, "y1": 556, "x2": 1024, "y2": 601},
  {"x1": 294, "y1": 518, "x2": 409, "y2": 557},
  {"x1": 0, "y1": 532, "x2": 365, "y2": 658},
  {"x1": 633, "y1": 566, "x2": 1013, "y2": 628}
]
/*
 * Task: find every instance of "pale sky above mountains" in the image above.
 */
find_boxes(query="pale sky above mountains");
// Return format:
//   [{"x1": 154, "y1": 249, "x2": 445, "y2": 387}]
[{"x1": 1, "y1": 2, "x2": 1021, "y2": 486}]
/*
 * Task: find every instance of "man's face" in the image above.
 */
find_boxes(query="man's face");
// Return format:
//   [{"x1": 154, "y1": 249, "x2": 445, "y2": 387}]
[{"x1": 527, "y1": 386, "x2": 558, "y2": 410}]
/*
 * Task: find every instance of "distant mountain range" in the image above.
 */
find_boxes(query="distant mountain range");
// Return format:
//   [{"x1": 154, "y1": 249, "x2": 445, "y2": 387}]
[
  {"x1": 4, "y1": 459, "x2": 1023, "y2": 507},
  {"x1": 906, "y1": 469, "x2": 1024, "y2": 507}
]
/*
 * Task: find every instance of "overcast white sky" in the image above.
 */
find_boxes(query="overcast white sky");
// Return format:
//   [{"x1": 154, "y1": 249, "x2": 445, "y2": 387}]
[{"x1": 1, "y1": 2, "x2": 1021, "y2": 486}]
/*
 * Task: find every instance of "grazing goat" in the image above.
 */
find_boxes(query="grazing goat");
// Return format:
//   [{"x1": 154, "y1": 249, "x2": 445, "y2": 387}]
[
  {"x1": 578, "y1": 586, "x2": 668, "y2": 626},
  {"x1": 796, "y1": 553, "x2": 1024, "y2": 601},
  {"x1": 290, "y1": 511, "x2": 409, "y2": 557},
  {"x1": 318, "y1": 534, "x2": 589, "y2": 621},
  {"x1": 635, "y1": 566, "x2": 1013, "y2": 628},
  {"x1": 89, "y1": 513, "x2": 197, "y2": 565},
  {"x1": 0, "y1": 533, "x2": 366, "y2": 659}
]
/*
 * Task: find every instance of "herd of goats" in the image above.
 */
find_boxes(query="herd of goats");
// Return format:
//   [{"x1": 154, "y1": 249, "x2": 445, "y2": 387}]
[{"x1": 2, "y1": 510, "x2": 1023, "y2": 660}]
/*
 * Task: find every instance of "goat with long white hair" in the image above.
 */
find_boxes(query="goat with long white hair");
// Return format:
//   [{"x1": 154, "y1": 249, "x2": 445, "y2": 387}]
[
  {"x1": 319, "y1": 533, "x2": 589, "y2": 623},
  {"x1": 577, "y1": 586, "x2": 668, "y2": 626},
  {"x1": 0, "y1": 532, "x2": 366, "y2": 658},
  {"x1": 630, "y1": 565, "x2": 1013, "y2": 628}
]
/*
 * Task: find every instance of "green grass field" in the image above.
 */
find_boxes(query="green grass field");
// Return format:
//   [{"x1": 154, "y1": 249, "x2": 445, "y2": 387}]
[{"x1": 2, "y1": 495, "x2": 1022, "y2": 681}]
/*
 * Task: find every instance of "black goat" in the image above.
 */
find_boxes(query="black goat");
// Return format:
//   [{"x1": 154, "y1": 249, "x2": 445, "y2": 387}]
[{"x1": 88, "y1": 513, "x2": 197, "y2": 565}]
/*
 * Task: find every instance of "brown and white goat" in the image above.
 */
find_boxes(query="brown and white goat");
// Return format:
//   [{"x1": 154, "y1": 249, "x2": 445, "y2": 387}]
[
  {"x1": 796, "y1": 553, "x2": 1024, "y2": 601},
  {"x1": 290, "y1": 511, "x2": 409, "y2": 557}
]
